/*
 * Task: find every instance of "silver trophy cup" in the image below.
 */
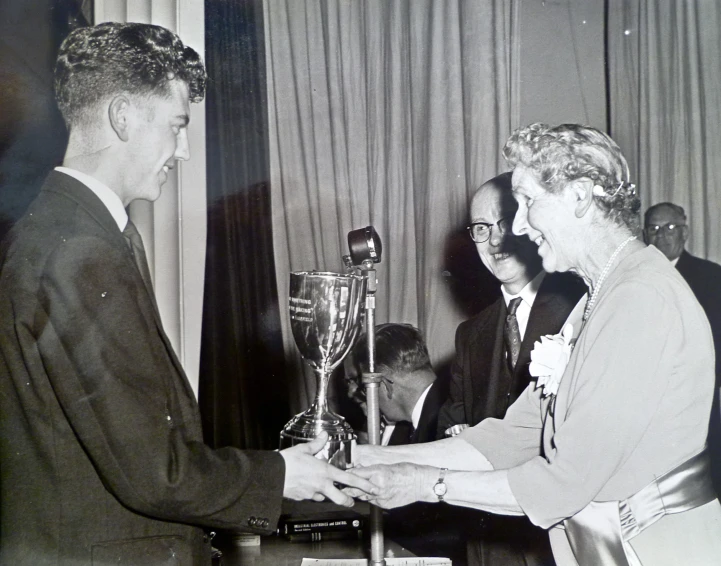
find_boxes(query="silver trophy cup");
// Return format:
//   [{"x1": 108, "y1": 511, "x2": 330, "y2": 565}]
[{"x1": 279, "y1": 271, "x2": 367, "y2": 469}]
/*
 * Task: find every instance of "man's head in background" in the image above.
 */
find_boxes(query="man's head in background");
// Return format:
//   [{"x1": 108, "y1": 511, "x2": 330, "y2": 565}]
[
  {"x1": 346, "y1": 323, "x2": 436, "y2": 424},
  {"x1": 468, "y1": 172, "x2": 542, "y2": 294},
  {"x1": 55, "y1": 22, "x2": 207, "y2": 205},
  {"x1": 644, "y1": 202, "x2": 688, "y2": 261}
]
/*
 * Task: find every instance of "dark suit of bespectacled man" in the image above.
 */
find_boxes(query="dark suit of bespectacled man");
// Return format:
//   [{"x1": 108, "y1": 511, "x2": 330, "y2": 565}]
[
  {"x1": 644, "y1": 202, "x2": 721, "y2": 498},
  {"x1": 437, "y1": 172, "x2": 587, "y2": 566},
  {"x1": 0, "y1": 22, "x2": 373, "y2": 566}
]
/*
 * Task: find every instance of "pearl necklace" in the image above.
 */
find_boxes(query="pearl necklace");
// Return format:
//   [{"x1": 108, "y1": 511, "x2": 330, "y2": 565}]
[{"x1": 583, "y1": 235, "x2": 637, "y2": 322}]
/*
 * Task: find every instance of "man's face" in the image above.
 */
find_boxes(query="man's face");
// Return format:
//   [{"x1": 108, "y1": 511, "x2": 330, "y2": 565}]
[
  {"x1": 377, "y1": 373, "x2": 405, "y2": 424},
  {"x1": 470, "y1": 181, "x2": 541, "y2": 294},
  {"x1": 125, "y1": 79, "x2": 191, "y2": 203},
  {"x1": 644, "y1": 206, "x2": 688, "y2": 261},
  {"x1": 344, "y1": 362, "x2": 404, "y2": 423}
]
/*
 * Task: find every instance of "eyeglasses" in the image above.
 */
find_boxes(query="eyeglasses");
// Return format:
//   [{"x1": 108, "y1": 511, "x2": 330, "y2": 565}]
[
  {"x1": 644, "y1": 223, "x2": 685, "y2": 237},
  {"x1": 467, "y1": 217, "x2": 512, "y2": 243}
]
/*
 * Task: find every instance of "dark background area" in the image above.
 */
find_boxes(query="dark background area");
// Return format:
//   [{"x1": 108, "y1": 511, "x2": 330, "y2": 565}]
[{"x1": 0, "y1": 0, "x2": 89, "y2": 241}]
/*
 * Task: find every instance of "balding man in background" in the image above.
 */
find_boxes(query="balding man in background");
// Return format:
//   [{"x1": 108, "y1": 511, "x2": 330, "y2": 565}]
[{"x1": 644, "y1": 202, "x2": 721, "y2": 496}]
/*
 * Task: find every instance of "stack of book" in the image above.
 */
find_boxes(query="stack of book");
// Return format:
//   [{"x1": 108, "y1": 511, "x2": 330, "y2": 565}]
[{"x1": 278, "y1": 509, "x2": 366, "y2": 543}]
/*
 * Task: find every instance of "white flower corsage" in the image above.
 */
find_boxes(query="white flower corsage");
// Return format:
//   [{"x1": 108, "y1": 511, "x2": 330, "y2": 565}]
[{"x1": 529, "y1": 323, "x2": 574, "y2": 398}]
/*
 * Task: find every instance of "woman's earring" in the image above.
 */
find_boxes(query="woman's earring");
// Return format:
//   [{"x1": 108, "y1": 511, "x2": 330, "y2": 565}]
[{"x1": 592, "y1": 185, "x2": 606, "y2": 197}]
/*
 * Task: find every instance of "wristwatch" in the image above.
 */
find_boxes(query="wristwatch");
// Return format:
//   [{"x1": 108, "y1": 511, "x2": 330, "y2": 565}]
[{"x1": 433, "y1": 468, "x2": 448, "y2": 502}]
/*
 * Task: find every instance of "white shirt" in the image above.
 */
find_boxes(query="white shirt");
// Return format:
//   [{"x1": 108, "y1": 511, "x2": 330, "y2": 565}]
[
  {"x1": 380, "y1": 422, "x2": 396, "y2": 446},
  {"x1": 500, "y1": 270, "x2": 545, "y2": 339},
  {"x1": 410, "y1": 382, "x2": 433, "y2": 430},
  {"x1": 55, "y1": 167, "x2": 128, "y2": 231}
]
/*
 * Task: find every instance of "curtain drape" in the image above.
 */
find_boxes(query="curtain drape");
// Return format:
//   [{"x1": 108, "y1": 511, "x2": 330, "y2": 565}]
[
  {"x1": 264, "y1": 0, "x2": 518, "y2": 413},
  {"x1": 609, "y1": 0, "x2": 721, "y2": 262},
  {"x1": 199, "y1": 0, "x2": 290, "y2": 450}
]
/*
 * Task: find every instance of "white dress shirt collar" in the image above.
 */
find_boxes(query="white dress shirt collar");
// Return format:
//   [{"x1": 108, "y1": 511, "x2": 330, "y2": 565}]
[
  {"x1": 411, "y1": 382, "x2": 433, "y2": 430},
  {"x1": 55, "y1": 167, "x2": 128, "y2": 231}
]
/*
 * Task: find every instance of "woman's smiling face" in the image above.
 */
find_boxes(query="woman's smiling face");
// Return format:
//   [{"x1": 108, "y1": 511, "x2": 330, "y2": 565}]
[{"x1": 511, "y1": 165, "x2": 580, "y2": 274}]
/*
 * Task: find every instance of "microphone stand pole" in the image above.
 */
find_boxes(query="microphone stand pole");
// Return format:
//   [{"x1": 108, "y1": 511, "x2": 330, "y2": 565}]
[{"x1": 360, "y1": 260, "x2": 385, "y2": 566}]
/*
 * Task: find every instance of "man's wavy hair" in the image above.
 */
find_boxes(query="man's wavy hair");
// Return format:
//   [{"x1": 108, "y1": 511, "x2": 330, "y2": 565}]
[
  {"x1": 353, "y1": 323, "x2": 432, "y2": 377},
  {"x1": 503, "y1": 123, "x2": 641, "y2": 232},
  {"x1": 55, "y1": 22, "x2": 207, "y2": 128}
]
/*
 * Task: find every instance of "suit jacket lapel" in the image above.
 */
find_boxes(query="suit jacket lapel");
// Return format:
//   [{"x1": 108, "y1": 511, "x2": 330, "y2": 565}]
[
  {"x1": 413, "y1": 379, "x2": 446, "y2": 443},
  {"x1": 466, "y1": 299, "x2": 508, "y2": 424},
  {"x1": 45, "y1": 171, "x2": 196, "y2": 407},
  {"x1": 675, "y1": 251, "x2": 691, "y2": 279},
  {"x1": 520, "y1": 276, "x2": 584, "y2": 369}
]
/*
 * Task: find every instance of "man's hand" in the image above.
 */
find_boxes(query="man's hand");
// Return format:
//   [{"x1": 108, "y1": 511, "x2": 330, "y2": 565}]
[
  {"x1": 345, "y1": 463, "x2": 438, "y2": 509},
  {"x1": 280, "y1": 432, "x2": 378, "y2": 507}
]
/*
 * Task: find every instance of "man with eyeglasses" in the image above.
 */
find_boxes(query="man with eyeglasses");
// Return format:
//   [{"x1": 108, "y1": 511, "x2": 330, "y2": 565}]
[
  {"x1": 344, "y1": 323, "x2": 466, "y2": 564},
  {"x1": 644, "y1": 202, "x2": 721, "y2": 497},
  {"x1": 437, "y1": 172, "x2": 585, "y2": 566}
]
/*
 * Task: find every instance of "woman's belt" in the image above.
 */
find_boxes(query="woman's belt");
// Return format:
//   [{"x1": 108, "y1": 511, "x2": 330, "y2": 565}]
[{"x1": 563, "y1": 449, "x2": 717, "y2": 566}]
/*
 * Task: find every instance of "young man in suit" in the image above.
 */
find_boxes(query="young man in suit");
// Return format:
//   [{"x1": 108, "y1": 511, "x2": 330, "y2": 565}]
[
  {"x1": 0, "y1": 22, "x2": 373, "y2": 566},
  {"x1": 437, "y1": 172, "x2": 587, "y2": 566},
  {"x1": 644, "y1": 202, "x2": 721, "y2": 496}
]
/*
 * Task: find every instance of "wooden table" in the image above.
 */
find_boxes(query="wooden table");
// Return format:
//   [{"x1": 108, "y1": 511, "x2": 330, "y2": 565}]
[
  {"x1": 215, "y1": 500, "x2": 416, "y2": 566},
  {"x1": 218, "y1": 533, "x2": 416, "y2": 566}
]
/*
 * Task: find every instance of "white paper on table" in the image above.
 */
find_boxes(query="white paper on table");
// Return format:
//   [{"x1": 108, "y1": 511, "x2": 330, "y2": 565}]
[{"x1": 301, "y1": 558, "x2": 451, "y2": 566}]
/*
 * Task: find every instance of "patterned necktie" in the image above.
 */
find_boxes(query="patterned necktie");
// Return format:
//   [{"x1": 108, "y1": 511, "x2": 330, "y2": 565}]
[
  {"x1": 123, "y1": 220, "x2": 154, "y2": 293},
  {"x1": 504, "y1": 297, "x2": 523, "y2": 369}
]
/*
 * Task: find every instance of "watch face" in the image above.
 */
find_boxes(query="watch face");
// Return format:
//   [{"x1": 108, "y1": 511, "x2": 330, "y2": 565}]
[{"x1": 433, "y1": 482, "x2": 447, "y2": 496}]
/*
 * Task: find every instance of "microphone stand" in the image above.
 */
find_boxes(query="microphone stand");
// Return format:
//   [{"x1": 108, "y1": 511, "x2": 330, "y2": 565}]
[{"x1": 359, "y1": 259, "x2": 385, "y2": 566}]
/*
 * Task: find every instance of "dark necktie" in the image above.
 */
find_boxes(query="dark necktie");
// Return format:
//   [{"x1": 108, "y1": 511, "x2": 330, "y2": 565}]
[
  {"x1": 504, "y1": 297, "x2": 523, "y2": 369},
  {"x1": 123, "y1": 220, "x2": 154, "y2": 294},
  {"x1": 387, "y1": 421, "x2": 415, "y2": 445}
]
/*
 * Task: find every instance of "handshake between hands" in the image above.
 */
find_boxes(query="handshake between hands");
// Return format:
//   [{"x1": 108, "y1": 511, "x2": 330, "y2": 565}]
[{"x1": 280, "y1": 431, "x2": 435, "y2": 509}]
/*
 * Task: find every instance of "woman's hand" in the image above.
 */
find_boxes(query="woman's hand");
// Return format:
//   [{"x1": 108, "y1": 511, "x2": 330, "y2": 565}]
[
  {"x1": 353, "y1": 443, "x2": 392, "y2": 467},
  {"x1": 345, "y1": 463, "x2": 439, "y2": 509}
]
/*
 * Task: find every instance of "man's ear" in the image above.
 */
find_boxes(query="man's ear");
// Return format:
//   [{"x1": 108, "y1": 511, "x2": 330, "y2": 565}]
[
  {"x1": 381, "y1": 379, "x2": 394, "y2": 400},
  {"x1": 108, "y1": 95, "x2": 131, "y2": 142},
  {"x1": 572, "y1": 178, "x2": 595, "y2": 218},
  {"x1": 681, "y1": 224, "x2": 690, "y2": 244}
]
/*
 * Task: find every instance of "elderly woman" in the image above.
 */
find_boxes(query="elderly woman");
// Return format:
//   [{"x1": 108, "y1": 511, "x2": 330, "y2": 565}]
[{"x1": 349, "y1": 123, "x2": 721, "y2": 565}]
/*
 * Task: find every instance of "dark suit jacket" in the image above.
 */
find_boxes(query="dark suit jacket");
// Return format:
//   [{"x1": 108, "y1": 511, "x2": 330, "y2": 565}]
[
  {"x1": 438, "y1": 271, "x2": 587, "y2": 433},
  {"x1": 0, "y1": 172, "x2": 285, "y2": 565},
  {"x1": 676, "y1": 251, "x2": 721, "y2": 373},
  {"x1": 675, "y1": 250, "x2": 721, "y2": 496},
  {"x1": 436, "y1": 271, "x2": 586, "y2": 566},
  {"x1": 387, "y1": 378, "x2": 447, "y2": 445}
]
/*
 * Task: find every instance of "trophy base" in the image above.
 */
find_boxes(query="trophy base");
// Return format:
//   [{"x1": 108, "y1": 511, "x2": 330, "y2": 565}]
[{"x1": 279, "y1": 409, "x2": 356, "y2": 470}]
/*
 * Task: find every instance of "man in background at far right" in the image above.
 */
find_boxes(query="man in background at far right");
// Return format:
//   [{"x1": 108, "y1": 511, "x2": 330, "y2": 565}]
[{"x1": 644, "y1": 202, "x2": 721, "y2": 495}]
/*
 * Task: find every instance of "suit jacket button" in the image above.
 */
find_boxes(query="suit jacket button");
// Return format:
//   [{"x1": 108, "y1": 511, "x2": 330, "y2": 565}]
[{"x1": 248, "y1": 516, "x2": 256, "y2": 526}]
